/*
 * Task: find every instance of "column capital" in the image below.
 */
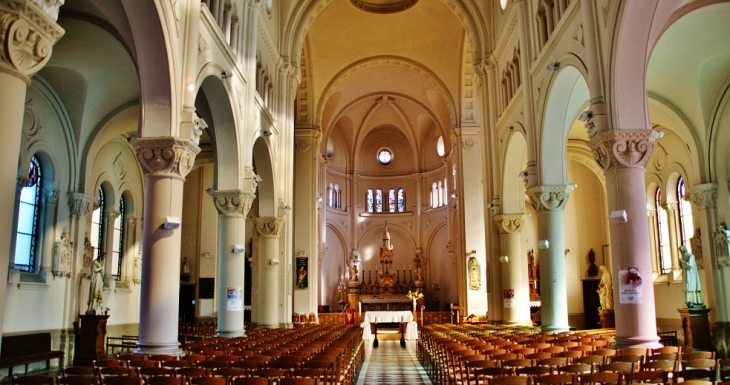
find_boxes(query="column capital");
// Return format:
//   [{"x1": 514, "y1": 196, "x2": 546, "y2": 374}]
[
  {"x1": 587, "y1": 129, "x2": 662, "y2": 171},
  {"x1": 252, "y1": 216, "x2": 283, "y2": 238},
  {"x1": 125, "y1": 216, "x2": 136, "y2": 228},
  {"x1": 493, "y1": 214, "x2": 526, "y2": 235},
  {"x1": 104, "y1": 209, "x2": 121, "y2": 219},
  {"x1": 42, "y1": 188, "x2": 58, "y2": 205},
  {"x1": 526, "y1": 185, "x2": 574, "y2": 212},
  {"x1": 68, "y1": 192, "x2": 96, "y2": 218},
  {"x1": 208, "y1": 189, "x2": 256, "y2": 217},
  {"x1": 0, "y1": 0, "x2": 65, "y2": 83},
  {"x1": 132, "y1": 137, "x2": 201, "y2": 180},
  {"x1": 688, "y1": 183, "x2": 717, "y2": 211}
]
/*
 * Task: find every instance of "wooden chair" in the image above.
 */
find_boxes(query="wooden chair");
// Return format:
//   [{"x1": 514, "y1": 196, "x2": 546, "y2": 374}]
[
  {"x1": 189, "y1": 378, "x2": 226, "y2": 385},
  {"x1": 489, "y1": 376, "x2": 529, "y2": 385},
  {"x1": 623, "y1": 370, "x2": 669, "y2": 384},
  {"x1": 526, "y1": 352, "x2": 554, "y2": 363},
  {"x1": 63, "y1": 367, "x2": 96, "y2": 377},
  {"x1": 557, "y1": 364, "x2": 592, "y2": 375},
  {"x1": 515, "y1": 365, "x2": 551, "y2": 381},
  {"x1": 532, "y1": 373, "x2": 576, "y2": 385},
  {"x1": 197, "y1": 360, "x2": 227, "y2": 375},
  {"x1": 94, "y1": 360, "x2": 124, "y2": 370},
  {"x1": 502, "y1": 359, "x2": 532, "y2": 373},
  {"x1": 675, "y1": 381, "x2": 712, "y2": 385},
  {"x1": 13, "y1": 376, "x2": 56, "y2": 385},
  {"x1": 719, "y1": 358, "x2": 730, "y2": 382},
  {"x1": 600, "y1": 362, "x2": 634, "y2": 374},
  {"x1": 57, "y1": 377, "x2": 94, "y2": 385},
  {"x1": 577, "y1": 372, "x2": 621, "y2": 385},
  {"x1": 681, "y1": 352, "x2": 715, "y2": 361},
  {"x1": 150, "y1": 356, "x2": 178, "y2": 363},
  {"x1": 575, "y1": 355, "x2": 604, "y2": 372},
  {"x1": 673, "y1": 369, "x2": 716, "y2": 383},
  {"x1": 278, "y1": 379, "x2": 316, "y2": 385},
  {"x1": 680, "y1": 359, "x2": 715, "y2": 371},
  {"x1": 473, "y1": 367, "x2": 512, "y2": 385},
  {"x1": 144, "y1": 377, "x2": 182, "y2": 385},
  {"x1": 555, "y1": 350, "x2": 583, "y2": 364},
  {"x1": 253, "y1": 368, "x2": 286, "y2": 382},
  {"x1": 174, "y1": 368, "x2": 206, "y2": 379},
  {"x1": 232, "y1": 378, "x2": 268, "y2": 385},
  {"x1": 130, "y1": 361, "x2": 159, "y2": 371},
  {"x1": 611, "y1": 355, "x2": 643, "y2": 372},
  {"x1": 536, "y1": 358, "x2": 569, "y2": 374},
  {"x1": 643, "y1": 360, "x2": 677, "y2": 373},
  {"x1": 98, "y1": 367, "x2": 134, "y2": 379},
  {"x1": 138, "y1": 368, "x2": 173, "y2": 379},
  {"x1": 100, "y1": 377, "x2": 141, "y2": 385}
]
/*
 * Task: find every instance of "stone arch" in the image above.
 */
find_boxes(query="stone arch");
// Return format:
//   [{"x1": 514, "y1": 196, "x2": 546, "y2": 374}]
[
  {"x1": 540, "y1": 65, "x2": 590, "y2": 185},
  {"x1": 648, "y1": 97, "x2": 703, "y2": 184},
  {"x1": 196, "y1": 74, "x2": 241, "y2": 190},
  {"x1": 252, "y1": 138, "x2": 276, "y2": 217},
  {"x1": 502, "y1": 130, "x2": 528, "y2": 214},
  {"x1": 322, "y1": 223, "x2": 349, "y2": 309}
]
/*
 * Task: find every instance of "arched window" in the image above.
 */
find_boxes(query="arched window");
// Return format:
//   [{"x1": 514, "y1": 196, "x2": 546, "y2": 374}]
[
  {"x1": 437, "y1": 181, "x2": 443, "y2": 207},
  {"x1": 327, "y1": 183, "x2": 333, "y2": 208},
  {"x1": 397, "y1": 189, "x2": 405, "y2": 212},
  {"x1": 334, "y1": 184, "x2": 340, "y2": 209},
  {"x1": 90, "y1": 187, "x2": 105, "y2": 260},
  {"x1": 677, "y1": 177, "x2": 694, "y2": 248},
  {"x1": 655, "y1": 188, "x2": 671, "y2": 274},
  {"x1": 366, "y1": 189, "x2": 374, "y2": 213},
  {"x1": 375, "y1": 189, "x2": 383, "y2": 213},
  {"x1": 388, "y1": 189, "x2": 396, "y2": 212},
  {"x1": 112, "y1": 198, "x2": 125, "y2": 280},
  {"x1": 443, "y1": 178, "x2": 448, "y2": 204},
  {"x1": 14, "y1": 156, "x2": 42, "y2": 272},
  {"x1": 431, "y1": 182, "x2": 437, "y2": 208}
]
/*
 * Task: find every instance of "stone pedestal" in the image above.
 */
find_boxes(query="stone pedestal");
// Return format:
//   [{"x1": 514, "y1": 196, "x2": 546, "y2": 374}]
[
  {"x1": 600, "y1": 310, "x2": 615, "y2": 329},
  {"x1": 73, "y1": 315, "x2": 109, "y2": 366},
  {"x1": 678, "y1": 307, "x2": 712, "y2": 351}
]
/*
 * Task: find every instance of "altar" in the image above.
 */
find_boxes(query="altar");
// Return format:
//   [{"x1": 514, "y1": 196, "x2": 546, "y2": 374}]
[{"x1": 361, "y1": 311, "x2": 418, "y2": 341}]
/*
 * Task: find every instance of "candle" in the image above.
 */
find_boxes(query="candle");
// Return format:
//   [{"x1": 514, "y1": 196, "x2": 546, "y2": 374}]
[{"x1": 359, "y1": 301, "x2": 362, "y2": 316}]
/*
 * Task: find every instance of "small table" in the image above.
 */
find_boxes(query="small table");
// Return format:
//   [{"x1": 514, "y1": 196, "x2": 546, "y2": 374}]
[{"x1": 361, "y1": 311, "x2": 418, "y2": 340}]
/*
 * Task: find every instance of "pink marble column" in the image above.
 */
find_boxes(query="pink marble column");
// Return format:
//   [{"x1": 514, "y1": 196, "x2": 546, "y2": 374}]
[
  {"x1": 133, "y1": 137, "x2": 200, "y2": 355},
  {"x1": 589, "y1": 129, "x2": 662, "y2": 348}
]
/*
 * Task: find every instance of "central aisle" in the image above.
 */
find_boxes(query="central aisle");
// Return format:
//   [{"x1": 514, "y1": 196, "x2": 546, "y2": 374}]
[{"x1": 355, "y1": 339, "x2": 432, "y2": 385}]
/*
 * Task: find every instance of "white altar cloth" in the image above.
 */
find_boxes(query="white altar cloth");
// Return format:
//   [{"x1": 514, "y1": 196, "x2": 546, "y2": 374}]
[{"x1": 360, "y1": 311, "x2": 417, "y2": 340}]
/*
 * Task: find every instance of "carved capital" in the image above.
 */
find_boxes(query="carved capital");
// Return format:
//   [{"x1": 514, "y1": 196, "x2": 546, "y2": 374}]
[
  {"x1": 104, "y1": 209, "x2": 121, "y2": 220},
  {"x1": 68, "y1": 192, "x2": 96, "y2": 218},
  {"x1": 688, "y1": 183, "x2": 717, "y2": 211},
  {"x1": 0, "y1": 0, "x2": 64, "y2": 82},
  {"x1": 125, "y1": 216, "x2": 136, "y2": 229},
  {"x1": 252, "y1": 217, "x2": 283, "y2": 238},
  {"x1": 526, "y1": 185, "x2": 573, "y2": 212},
  {"x1": 132, "y1": 137, "x2": 200, "y2": 180},
  {"x1": 493, "y1": 214, "x2": 526, "y2": 235},
  {"x1": 16, "y1": 175, "x2": 28, "y2": 187},
  {"x1": 42, "y1": 188, "x2": 58, "y2": 206},
  {"x1": 587, "y1": 129, "x2": 662, "y2": 171},
  {"x1": 209, "y1": 190, "x2": 256, "y2": 217}
]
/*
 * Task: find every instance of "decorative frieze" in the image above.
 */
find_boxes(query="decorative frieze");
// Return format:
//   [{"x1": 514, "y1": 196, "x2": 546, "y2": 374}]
[
  {"x1": 493, "y1": 214, "x2": 526, "y2": 235},
  {"x1": 587, "y1": 129, "x2": 662, "y2": 171},
  {"x1": 252, "y1": 217, "x2": 283, "y2": 238},
  {"x1": 132, "y1": 137, "x2": 201, "y2": 180},
  {"x1": 526, "y1": 185, "x2": 573, "y2": 212},
  {"x1": 208, "y1": 190, "x2": 256, "y2": 217},
  {"x1": 688, "y1": 183, "x2": 717, "y2": 211},
  {"x1": 68, "y1": 193, "x2": 96, "y2": 218},
  {"x1": 0, "y1": 0, "x2": 65, "y2": 82}
]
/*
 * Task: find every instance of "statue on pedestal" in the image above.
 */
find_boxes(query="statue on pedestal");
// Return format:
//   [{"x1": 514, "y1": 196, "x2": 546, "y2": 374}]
[
  {"x1": 597, "y1": 265, "x2": 613, "y2": 312},
  {"x1": 87, "y1": 252, "x2": 106, "y2": 314},
  {"x1": 679, "y1": 245, "x2": 704, "y2": 308}
]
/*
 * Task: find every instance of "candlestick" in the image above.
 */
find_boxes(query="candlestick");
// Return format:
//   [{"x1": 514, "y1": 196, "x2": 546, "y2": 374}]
[{"x1": 359, "y1": 301, "x2": 362, "y2": 316}]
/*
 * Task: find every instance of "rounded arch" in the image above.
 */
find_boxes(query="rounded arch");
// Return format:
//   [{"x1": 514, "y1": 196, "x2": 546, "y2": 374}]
[
  {"x1": 648, "y1": 97, "x2": 703, "y2": 183},
  {"x1": 645, "y1": 178, "x2": 663, "y2": 209},
  {"x1": 664, "y1": 164, "x2": 691, "y2": 203},
  {"x1": 252, "y1": 138, "x2": 276, "y2": 217},
  {"x1": 540, "y1": 64, "x2": 590, "y2": 184},
  {"x1": 23, "y1": 146, "x2": 58, "y2": 191},
  {"x1": 121, "y1": 0, "x2": 176, "y2": 138},
  {"x1": 501, "y1": 131, "x2": 528, "y2": 214},
  {"x1": 283, "y1": 0, "x2": 489, "y2": 70},
  {"x1": 197, "y1": 73, "x2": 241, "y2": 190}
]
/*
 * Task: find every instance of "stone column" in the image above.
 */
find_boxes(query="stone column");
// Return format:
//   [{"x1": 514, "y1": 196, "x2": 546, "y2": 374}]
[
  {"x1": 123, "y1": 217, "x2": 137, "y2": 285},
  {"x1": 0, "y1": 0, "x2": 64, "y2": 351},
  {"x1": 526, "y1": 185, "x2": 573, "y2": 332},
  {"x1": 40, "y1": 188, "x2": 59, "y2": 274},
  {"x1": 493, "y1": 214, "x2": 531, "y2": 325},
  {"x1": 688, "y1": 183, "x2": 730, "y2": 356},
  {"x1": 133, "y1": 137, "x2": 200, "y2": 355},
  {"x1": 588, "y1": 129, "x2": 662, "y2": 348},
  {"x1": 103, "y1": 209, "x2": 120, "y2": 286},
  {"x1": 253, "y1": 217, "x2": 283, "y2": 328},
  {"x1": 663, "y1": 202, "x2": 681, "y2": 277},
  {"x1": 209, "y1": 190, "x2": 255, "y2": 337}
]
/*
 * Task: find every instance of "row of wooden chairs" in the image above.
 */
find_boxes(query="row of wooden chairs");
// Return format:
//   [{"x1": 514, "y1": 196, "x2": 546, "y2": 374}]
[{"x1": 13, "y1": 374, "x2": 319, "y2": 385}]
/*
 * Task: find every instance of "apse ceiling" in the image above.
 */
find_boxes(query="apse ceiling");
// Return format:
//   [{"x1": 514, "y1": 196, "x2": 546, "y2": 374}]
[{"x1": 305, "y1": 0, "x2": 465, "y2": 161}]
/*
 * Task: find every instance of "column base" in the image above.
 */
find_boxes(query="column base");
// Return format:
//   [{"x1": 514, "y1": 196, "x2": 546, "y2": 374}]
[
  {"x1": 134, "y1": 342, "x2": 184, "y2": 357},
  {"x1": 217, "y1": 330, "x2": 246, "y2": 338},
  {"x1": 255, "y1": 323, "x2": 280, "y2": 329},
  {"x1": 614, "y1": 335, "x2": 662, "y2": 349},
  {"x1": 541, "y1": 324, "x2": 571, "y2": 333}
]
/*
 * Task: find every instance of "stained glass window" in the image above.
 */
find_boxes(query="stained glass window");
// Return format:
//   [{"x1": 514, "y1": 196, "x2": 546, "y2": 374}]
[
  {"x1": 388, "y1": 189, "x2": 396, "y2": 212},
  {"x1": 677, "y1": 177, "x2": 694, "y2": 248},
  {"x1": 14, "y1": 156, "x2": 42, "y2": 272},
  {"x1": 91, "y1": 187, "x2": 105, "y2": 260},
  {"x1": 655, "y1": 188, "x2": 671, "y2": 274},
  {"x1": 375, "y1": 189, "x2": 383, "y2": 213},
  {"x1": 397, "y1": 189, "x2": 405, "y2": 212},
  {"x1": 377, "y1": 148, "x2": 393, "y2": 165},
  {"x1": 366, "y1": 189, "x2": 374, "y2": 213}
]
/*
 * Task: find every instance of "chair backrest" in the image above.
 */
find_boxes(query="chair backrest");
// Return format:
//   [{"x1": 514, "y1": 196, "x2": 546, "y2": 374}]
[
  {"x1": 57, "y1": 377, "x2": 94, "y2": 385},
  {"x1": 643, "y1": 360, "x2": 676, "y2": 372},
  {"x1": 623, "y1": 369, "x2": 669, "y2": 385},
  {"x1": 145, "y1": 377, "x2": 182, "y2": 385},
  {"x1": 489, "y1": 376, "x2": 529, "y2": 385},
  {"x1": 63, "y1": 367, "x2": 95, "y2": 377},
  {"x1": 175, "y1": 368, "x2": 206, "y2": 379},
  {"x1": 515, "y1": 366, "x2": 551, "y2": 377},
  {"x1": 579, "y1": 372, "x2": 620, "y2": 385},
  {"x1": 138, "y1": 368, "x2": 172, "y2": 378},
  {"x1": 94, "y1": 360, "x2": 123, "y2": 369},
  {"x1": 532, "y1": 373, "x2": 576, "y2": 385},
  {"x1": 682, "y1": 359, "x2": 716, "y2": 371},
  {"x1": 558, "y1": 364, "x2": 592, "y2": 374},
  {"x1": 674, "y1": 369, "x2": 716, "y2": 382},
  {"x1": 101, "y1": 377, "x2": 140, "y2": 385},
  {"x1": 254, "y1": 368, "x2": 286, "y2": 379},
  {"x1": 232, "y1": 377, "x2": 268, "y2": 385},
  {"x1": 682, "y1": 352, "x2": 715, "y2": 361},
  {"x1": 600, "y1": 362, "x2": 634, "y2": 374},
  {"x1": 719, "y1": 358, "x2": 730, "y2": 382},
  {"x1": 278, "y1": 379, "x2": 316, "y2": 385},
  {"x1": 99, "y1": 368, "x2": 134, "y2": 378},
  {"x1": 12, "y1": 376, "x2": 55, "y2": 385},
  {"x1": 190, "y1": 378, "x2": 226, "y2": 385}
]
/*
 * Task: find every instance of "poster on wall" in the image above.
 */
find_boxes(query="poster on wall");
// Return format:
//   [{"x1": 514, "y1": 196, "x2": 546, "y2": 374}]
[
  {"x1": 503, "y1": 289, "x2": 514, "y2": 308},
  {"x1": 618, "y1": 267, "x2": 643, "y2": 304},
  {"x1": 227, "y1": 287, "x2": 242, "y2": 311},
  {"x1": 296, "y1": 257, "x2": 308, "y2": 289}
]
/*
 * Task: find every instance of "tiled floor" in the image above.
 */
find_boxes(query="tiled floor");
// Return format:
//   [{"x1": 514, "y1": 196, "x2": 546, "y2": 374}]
[{"x1": 355, "y1": 339, "x2": 432, "y2": 385}]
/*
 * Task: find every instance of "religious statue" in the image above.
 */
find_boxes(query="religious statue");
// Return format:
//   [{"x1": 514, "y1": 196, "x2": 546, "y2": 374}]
[
  {"x1": 468, "y1": 256, "x2": 481, "y2": 290},
  {"x1": 690, "y1": 229, "x2": 704, "y2": 270},
  {"x1": 587, "y1": 248, "x2": 599, "y2": 277},
  {"x1": 415, "y1": 264, "x2": 423, "y2": 282},
  {"x1": 52, "y1": 229, "x2": 73, "y2": 277},
  {"x1": 597, "y1": 266, "x2": 613, "y2": 312},
  {"x1": 349, "y1": 260, "x2": 358, "y2": 282},
  {"x1": 182, "y1": 257, "x2": 190, "y2": 274},
  {"x1": 87, "y1": 252, "x2": 106, "y2": 314},
  {"x1": 82, "y1": 236, "x2": 94, "y2": 276},
  {"x1": 714, "y1": 225, "x2": 730, "y2": 267},
  {"x1": 133, "y1": 256, "x2": 141, "y2": 285},
  {"x1": 679, "y1": 245, "x2": 704, "y2": 308}
]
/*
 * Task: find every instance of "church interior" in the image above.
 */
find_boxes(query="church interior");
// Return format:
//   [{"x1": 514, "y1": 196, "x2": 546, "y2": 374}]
[{"x1": 1, "y1": 0, "x2": 730, "y2": 367}]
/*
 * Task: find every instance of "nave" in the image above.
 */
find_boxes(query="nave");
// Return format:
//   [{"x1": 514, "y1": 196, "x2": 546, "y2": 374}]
[{"x1": 356, "y1": 340, "x2": 432, "y2": 385}]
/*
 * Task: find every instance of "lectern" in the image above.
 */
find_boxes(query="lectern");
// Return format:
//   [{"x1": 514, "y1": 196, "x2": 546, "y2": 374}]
[{"x1": 74, "y1": 314, "x2": 109, "y2": 366}]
